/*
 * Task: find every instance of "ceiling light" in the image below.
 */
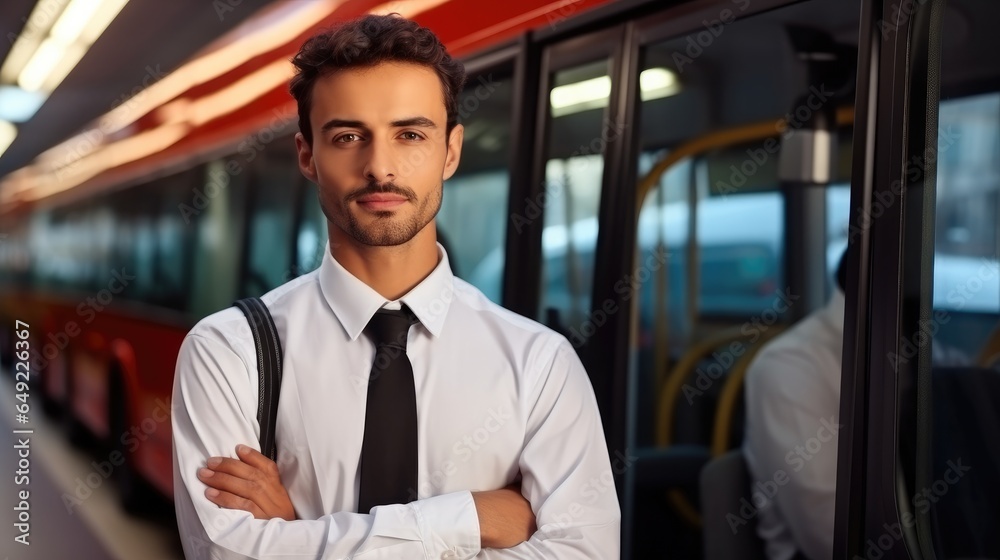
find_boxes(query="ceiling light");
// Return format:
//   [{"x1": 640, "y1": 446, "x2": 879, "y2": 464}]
[
  {"x1": 8, "y1": 0, "x2": 130, "y2": 94},
  {"x1": 0, "y1": 0, "x2": 72, "y2": 82},
  {"x1": 18, "y1": 37, "x2": 64, "y2": 92},
  {"x1": 1, "y1": 34, "x2": 46, "y2": 84},
  {"x1": 0, "y1": 86, "x2": 48, "y2": 122},
  {"x1": 101, "y1": 0, "x2": 336, "y2": 135},
  {"x1": 78, "y1": 0, "x2": 129, "y2": 45},
  {"x1": 50, "y1": 0, "x2": 105, "y2": 45},
  {"x1": 550, "y1": 76, "x2": 611, "y2": 117},
  {"x1": 40, "y1": 43, "x2": 88, "y2": 92},
  {"x1": 0, "y1": 121, "x2": 18, "y2": 159},
  {"x1": 549, "y1": 68, "x2": 681, "y2": 117},
  {"x1": 640, "y1": 68, "x2": 680, "y2": 101}
]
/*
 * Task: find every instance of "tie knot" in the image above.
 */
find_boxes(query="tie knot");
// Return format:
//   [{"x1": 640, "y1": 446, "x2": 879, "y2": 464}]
[{"x1": 364, "y1": 306, "x2": 417, "y2": 350}]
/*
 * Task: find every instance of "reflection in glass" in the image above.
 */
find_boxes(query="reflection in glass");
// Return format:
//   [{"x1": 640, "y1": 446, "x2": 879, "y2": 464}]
[
  {"x1": 439, "y1": 70, "x2": 513, "y2": 304},
  {"x1": 537, "y1": 59, "x2": 610, "y2": 335},
  {"x1": 905, "y1": 5, "x2": 1000, "y2": 554}
]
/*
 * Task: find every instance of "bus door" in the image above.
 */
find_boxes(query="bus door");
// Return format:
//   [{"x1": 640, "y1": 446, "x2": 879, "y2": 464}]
[
  {"x1": 500, "y1": 24, "x2": 633, "y2": 445},
  {"x1": 623, "y1": 0, "x2": 860, "y2": 557},
  {"x1": 836, "y1": 0, "x2": 1000, "y2": 558}
]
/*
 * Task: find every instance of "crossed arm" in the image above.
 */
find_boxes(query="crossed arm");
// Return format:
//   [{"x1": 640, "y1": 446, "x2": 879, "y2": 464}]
[
  {"x1": 172, "y1": 332, "x2": 621, "y2": 559},
  {"x1": 198, "y1": 444, "x2": 536, "y2": 549}
]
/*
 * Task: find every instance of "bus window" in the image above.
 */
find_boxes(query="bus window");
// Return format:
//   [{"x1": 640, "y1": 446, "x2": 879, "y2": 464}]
[
  {"x1": 241, "y1": 146, "x2": 300, "y2": 297},
  {"x1": 91, "y1": 205, "x2": 115, "y2": 295},
  {"x1": 113, "y1": 190, "x2": 158, "y2": 303},
  {"x1": 931, "y1": 94, "x2": 1000, "y2": 319},
  {"x1": 153, "y1": 170, "x2": 199, "y2": 312},
  {"x1": 826, "y1": 183, "x2": 850, "y2": 298},
  {"x1": 0, "y1": 217, "x2": 30, "y2": 287},
  {"x1": 439, "y1": 67, "x2": 514, "y2": 303},
  {"x1": 900, "y1": 7, "x2": 1000, "y2": 551},
  {"x1": 190, "y1": 160, "x2": 250, "y2": 318},
  {"x1": 38, "y1": 208, "x2": 90, "y2": 293},
  {"x1": 537, "y1": 58, "x2": 611, "y2": 332},
  {"x1": 30, "y1": 211, "x2": 56, "y2": 291},
  {"x1": 295, "y1": 180, "x2": 326, "y2": 276}
]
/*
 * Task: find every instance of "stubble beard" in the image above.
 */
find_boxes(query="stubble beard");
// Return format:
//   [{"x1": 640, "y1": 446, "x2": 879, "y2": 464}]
[{"x1": 325, "y1": 184, "x2": 442, "y2": 247}]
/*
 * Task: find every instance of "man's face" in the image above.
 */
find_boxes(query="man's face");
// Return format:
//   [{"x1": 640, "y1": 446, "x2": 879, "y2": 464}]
[{"x1": 296, "y1": 61, "x2": 463, "y2": 247}]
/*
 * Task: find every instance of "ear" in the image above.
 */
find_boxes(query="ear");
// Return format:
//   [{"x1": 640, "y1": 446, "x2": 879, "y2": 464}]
[
  {"x1": 442, "y1": 124, "x2": 464, "y2": 182},
  {"x1": 295, "y1": 132, "x2": 318, "y2": 183}
]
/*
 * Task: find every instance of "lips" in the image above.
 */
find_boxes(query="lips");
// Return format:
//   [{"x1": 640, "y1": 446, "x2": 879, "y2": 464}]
[
  {"x1": 358, "y1": 194, "x2": 408, "y2": 203},
  {"x1": 357, "y1": 194, "x2": 408, "y2": 211}
]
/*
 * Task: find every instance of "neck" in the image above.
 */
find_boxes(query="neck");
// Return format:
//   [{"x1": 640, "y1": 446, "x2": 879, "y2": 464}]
[{"x1": 327, "y1": 222, "x2": 440, "y2": 301}]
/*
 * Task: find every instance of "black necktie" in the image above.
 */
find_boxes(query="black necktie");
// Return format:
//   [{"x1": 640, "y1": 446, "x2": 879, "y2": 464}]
[{"x1": 357, "y1": 306, "x2": 419, "y2": 513}]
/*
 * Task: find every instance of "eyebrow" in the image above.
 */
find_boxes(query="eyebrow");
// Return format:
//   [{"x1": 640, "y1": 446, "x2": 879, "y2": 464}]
[
  {"x1": 320, "y1": 119, "x2": 365, "y2": 133},
  {"x1": 319, "y1": 116, "x2": 437, "y2": 134},
  {"x1": 390, "y1": 116, "x2": 436, "y2": 129}
]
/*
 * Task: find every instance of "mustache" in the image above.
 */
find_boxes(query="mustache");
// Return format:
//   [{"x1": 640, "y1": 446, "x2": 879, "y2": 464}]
[{"x1": 346, "y1": 180, "x2": 416, "y2": 203}]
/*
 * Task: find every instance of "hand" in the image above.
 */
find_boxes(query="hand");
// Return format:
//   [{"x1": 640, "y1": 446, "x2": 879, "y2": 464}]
[
  {"x1": 198, "y1": 444, "x2": 296, "y2": 521},
  {"x1": 472, "y1": 481, "x2": 537, "y2": 549}
]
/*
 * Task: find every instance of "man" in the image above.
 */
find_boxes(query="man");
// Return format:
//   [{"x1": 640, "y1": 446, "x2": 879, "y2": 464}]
[
  {"x1": 742, "y1": 250, "x2": 970, "y2": 560},
  {"x1": 742, "y1": 255, "x2": 847, "y2": 560},
  {"x1": 171, "y1": 14, "x2": 621, "y2": 560}
]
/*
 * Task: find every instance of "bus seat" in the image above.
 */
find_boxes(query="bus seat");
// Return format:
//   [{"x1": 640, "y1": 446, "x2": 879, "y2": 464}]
[
  {"x1": 655, "y1": 325, "x2": 787, "y2": 527},
  {"x1": 700, "y1": 450, "x2": 767, "y2": 560},
  {"x1": 656, "y1": 327, "x2": 759, "y2": 526}
]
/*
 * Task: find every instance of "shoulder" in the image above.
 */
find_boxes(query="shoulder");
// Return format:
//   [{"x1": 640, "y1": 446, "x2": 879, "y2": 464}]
[
  {"x1": 746, "y1": 312, "x2": 841, "y2": 396},
  {"x1": 450, "y1": 277, "x2": 580, "y2": 379},
  {"x1": 451, "y1": 277, "x2": 568, "y2": 347}
]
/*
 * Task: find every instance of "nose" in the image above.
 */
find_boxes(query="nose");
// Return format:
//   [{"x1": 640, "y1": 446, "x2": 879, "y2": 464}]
[{"x1": 362, "y1": 138, "x2": 396, "y2": 183}]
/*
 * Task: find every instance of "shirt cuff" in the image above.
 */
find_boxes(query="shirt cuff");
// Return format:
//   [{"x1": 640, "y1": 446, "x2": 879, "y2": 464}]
[{"x1": 410, "y1": 491, "x2": 481, "y2": 560}]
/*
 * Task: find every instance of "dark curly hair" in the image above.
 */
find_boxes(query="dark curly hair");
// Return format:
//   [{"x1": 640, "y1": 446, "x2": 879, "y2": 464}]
[{"x1": 290, "y1": 14, "x2": 467, "y2": 145}]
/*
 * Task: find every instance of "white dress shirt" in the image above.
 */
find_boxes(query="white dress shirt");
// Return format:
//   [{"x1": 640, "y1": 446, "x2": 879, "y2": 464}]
[
  {"x1": 743, "y1": 289, "x2": 845, "y2": 560},
  {"x1": 171, "y1": 241, "x2": 621, "y2": 560}
]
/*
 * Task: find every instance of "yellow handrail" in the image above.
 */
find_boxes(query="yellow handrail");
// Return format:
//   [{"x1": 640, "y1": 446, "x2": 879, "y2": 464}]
[
  {"x1": 641, "y1": 105, "x2": 853, "y2": 528},
  {"x1": 711, "y1": 325, "x2": 787, "y2": 456},
  {"x1": 655, "y1": 327, "x2": 753, "y2": 447},
  {"x1": 641, "y1": 106, "x2": 855, "y2": 395},
  {"x1": 655, "y1": 326, "x2": 759, "y2": 527}
]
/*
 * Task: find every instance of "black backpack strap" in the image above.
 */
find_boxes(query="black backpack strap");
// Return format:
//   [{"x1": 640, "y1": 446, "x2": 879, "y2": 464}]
[{"x1": 233, "y1": 297, "x2": 283, "y2": 462}]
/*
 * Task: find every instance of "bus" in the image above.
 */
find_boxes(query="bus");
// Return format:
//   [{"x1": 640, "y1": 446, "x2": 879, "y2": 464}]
[{"x1": 1, "y1": 0, "x2": 998, "y2": 558}]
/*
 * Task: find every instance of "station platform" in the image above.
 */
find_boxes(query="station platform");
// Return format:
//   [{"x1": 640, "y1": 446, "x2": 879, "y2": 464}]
[{"x1": 0, "y1": 375, "x2": 182, "y2": 560}]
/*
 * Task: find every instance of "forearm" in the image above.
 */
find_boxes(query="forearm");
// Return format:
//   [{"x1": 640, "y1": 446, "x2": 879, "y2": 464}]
[
  {"x1": 177, "y1": 438, "x2": 425, "y2": 559},
  {"x1": 176, "y1": 497, "x2": 374, "y2": 559},
  {"x1": 470, "y1": 479, "x2": 619, "y2": 558},
  {"x1": 177, "y1": 466, "x2": 481, "y2": 560},
  {"x1": 474, "y1": 520, "x2": 620, "y2": 559}
]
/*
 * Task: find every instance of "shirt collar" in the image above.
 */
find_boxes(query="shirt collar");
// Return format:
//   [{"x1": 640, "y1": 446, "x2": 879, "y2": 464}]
[{"x1": 318, "y1": 240, "x2": 456, "y2": 340}]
